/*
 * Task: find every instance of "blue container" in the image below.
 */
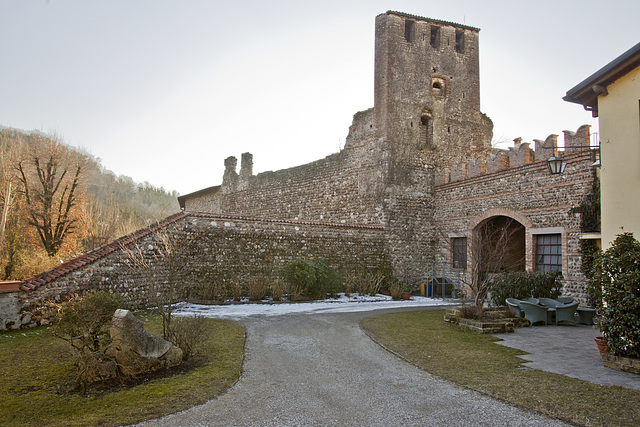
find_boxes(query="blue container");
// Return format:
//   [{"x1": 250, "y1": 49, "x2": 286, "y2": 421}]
[{"x1": 420, "y1": 283, "x2": 433, "y2": 297}]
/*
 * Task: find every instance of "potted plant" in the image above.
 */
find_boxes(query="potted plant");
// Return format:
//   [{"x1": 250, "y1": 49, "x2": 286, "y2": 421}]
[{"x1": 389, "y1": 280, "x2": 412, "y2": 300}]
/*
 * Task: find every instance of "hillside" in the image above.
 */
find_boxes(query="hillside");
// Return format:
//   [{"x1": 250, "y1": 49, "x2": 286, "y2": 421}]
[{"x1": 0, "y1": 127, "x2": 180, "y2": 280}]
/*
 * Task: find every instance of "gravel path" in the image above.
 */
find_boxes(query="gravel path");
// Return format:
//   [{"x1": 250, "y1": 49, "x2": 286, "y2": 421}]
[{"x1": 140, "y1": 307, "x2": 567, "y2": 426}]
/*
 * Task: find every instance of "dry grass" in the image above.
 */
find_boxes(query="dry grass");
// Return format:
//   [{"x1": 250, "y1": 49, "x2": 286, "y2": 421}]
[
  {"x1": 360, "y1": 309, "x2": 640, "y2": 426},
  {"x1": 0, "y1": 314, "x2": 244, "y2": 426},
  {"x1": 247, "y1": 278, "x2": 267, "y2": 301}
]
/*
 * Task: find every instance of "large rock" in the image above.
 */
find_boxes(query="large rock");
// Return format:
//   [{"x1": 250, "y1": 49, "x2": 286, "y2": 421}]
[{"x1": 108, "y1": 309, "x2": 183, "y2": 377}]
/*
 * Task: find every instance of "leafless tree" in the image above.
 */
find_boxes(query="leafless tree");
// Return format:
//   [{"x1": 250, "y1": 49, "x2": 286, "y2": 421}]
[
  {"x1": 121, "y1": 225, "x2": 188, "y2": 340},
  {"x1": 441, "y1": 216, "x2": 524, "y2": 317},
  {"x1": 16, "y1": 136, "x2": 86, "y2": 256}
]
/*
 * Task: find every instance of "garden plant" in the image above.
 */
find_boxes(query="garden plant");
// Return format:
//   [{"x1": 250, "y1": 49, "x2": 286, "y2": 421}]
[{"x1": 589, "y1": 232, "x2": 640, "y2": 358}]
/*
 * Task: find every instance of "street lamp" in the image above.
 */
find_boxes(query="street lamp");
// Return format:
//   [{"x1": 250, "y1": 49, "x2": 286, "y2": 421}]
[{"x1": 547, "y1": 156, "x2": 567, "y2": 175}]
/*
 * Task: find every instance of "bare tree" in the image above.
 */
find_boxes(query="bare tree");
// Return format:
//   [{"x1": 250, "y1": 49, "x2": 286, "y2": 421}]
[
  {"x1": 442, "y1": 217, "x2": 524, "y2": 317},
  {"x1": 121, "y1": 225, "x2": 188, "y2": 340},
  {"x1": 16, "y1": 136, "x2": 86, "y2": 256}
]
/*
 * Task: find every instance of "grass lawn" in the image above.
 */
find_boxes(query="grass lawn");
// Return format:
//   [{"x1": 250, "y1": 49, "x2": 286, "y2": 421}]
[
  {"x1": 360, "y1": 309, "x2": 640, "y2": 426},
  {"x1": 0, "y1": 314, "x2": 244, "y2": 426}
]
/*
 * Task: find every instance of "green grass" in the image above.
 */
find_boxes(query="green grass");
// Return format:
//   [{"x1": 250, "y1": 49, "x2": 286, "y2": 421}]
[
  {"x1": 360, "y1": 309, "x2": 640, "y2": 426},
  {"x1": 0, "y1": 315, "x2": 244, "y2": 426}
]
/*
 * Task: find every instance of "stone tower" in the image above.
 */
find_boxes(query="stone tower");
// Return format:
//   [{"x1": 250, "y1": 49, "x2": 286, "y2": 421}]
[
  {"x1": 372, "y1": 11, "x2": 493, "y2": 276},
  {"x1": 374, "y1": 11, "x2": 493, "y2": 180}
]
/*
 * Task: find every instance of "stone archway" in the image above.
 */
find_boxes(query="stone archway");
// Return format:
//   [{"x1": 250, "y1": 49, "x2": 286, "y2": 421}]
[{"x1": 473, "y1": 215, "x2": 526, "y2": 277}]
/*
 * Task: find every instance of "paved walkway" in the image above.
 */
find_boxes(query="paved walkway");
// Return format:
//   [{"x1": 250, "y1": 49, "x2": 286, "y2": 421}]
[
  {"x1": 493, "y1": 323, "x2": 640, "y2": 390},
  {"x1": 141, "y1": 307, "x2": 566, "y2": 426}
]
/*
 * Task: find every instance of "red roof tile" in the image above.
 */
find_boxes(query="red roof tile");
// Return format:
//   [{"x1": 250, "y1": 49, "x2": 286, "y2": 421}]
[{"x1": 18, "y1": 212, "x2": 187, "y2": 293}]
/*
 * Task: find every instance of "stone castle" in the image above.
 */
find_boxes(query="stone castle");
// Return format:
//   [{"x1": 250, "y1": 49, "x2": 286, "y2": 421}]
[{"x1": 2, "y1": 11, "x2": 597, "y2": 328}]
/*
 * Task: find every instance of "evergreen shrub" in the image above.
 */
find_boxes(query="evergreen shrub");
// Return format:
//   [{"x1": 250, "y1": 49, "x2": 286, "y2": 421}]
[
  {"x1": 283, "y1": 259, "x2": 341, "y2": 299},
  {"x1": 590, "y1": 233, "x2": 640, "y2": 358}
]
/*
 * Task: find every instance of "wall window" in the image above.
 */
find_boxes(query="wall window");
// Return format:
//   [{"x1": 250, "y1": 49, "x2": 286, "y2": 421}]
[
  {"x1": 430, "y1": 26, "x2": 440, "y2": 48},
  {"x1": 420, "y1": 115, "x2": 434, "y2": 149},
  {"x1": 455, "y1": 29, "x2": 465, "y2": 53},
  {"x1": 431, "y1": 78, "x2": 445, "y2": 96},
  {"x1": 404, "y1": 20, "x2": 415, "y2": 43},
  {"x1": 535, "y1": 234, "x2": 562, "y2": 272},
  {"x1": 452, "y1": 237, "x2": 467, "y2": 269}
]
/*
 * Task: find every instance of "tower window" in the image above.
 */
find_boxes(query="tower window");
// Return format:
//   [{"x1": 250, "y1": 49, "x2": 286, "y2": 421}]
[
  {"x1": 431, "y1": 78, "x2": 445, "y2": 96},
  {"x1": 430, "y1": 26, "x2": 440, "y2": 48},
  {"x1": 455, "y1": 29, "x2": 465, "y2": 53},
  {"x1": 404, "y1": 20, "x2": 415, "y2": 43},
  {"x1": 420, "y1": 115, "x2": 434, "y2": 149}
]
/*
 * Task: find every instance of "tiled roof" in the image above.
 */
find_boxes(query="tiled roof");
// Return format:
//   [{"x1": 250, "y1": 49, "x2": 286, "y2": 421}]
[
  {"x1": 18, "y1": 212, "x2": 188, "y2": 293},
  {"x1": 0, "y1": 281, "x2": 22, "y2": 292}
]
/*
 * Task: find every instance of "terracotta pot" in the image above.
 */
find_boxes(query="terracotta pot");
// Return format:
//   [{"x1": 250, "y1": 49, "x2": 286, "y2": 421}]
[
  {"x1": 594, "y1": 336, "x2": 609, "y2": 355},
  {"x1": 401, "y1": 292, "x2": 411, "y2": 300},
  {"x1": 381, "y1": 291, "x2": 391, "y2": 296}
]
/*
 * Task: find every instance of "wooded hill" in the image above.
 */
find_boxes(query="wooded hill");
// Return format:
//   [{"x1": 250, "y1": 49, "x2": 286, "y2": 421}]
[{"x1": 0, "y1": 127, "x2": 180, "y2": 280}]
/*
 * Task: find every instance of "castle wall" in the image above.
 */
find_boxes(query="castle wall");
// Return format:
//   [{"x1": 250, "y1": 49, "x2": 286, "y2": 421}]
[
  {"x1": 433, "y1": 146, "x2": 597, "y2": 302},
  {"x1": 182, "y1": 109, "x2": 386, "y2": 225},
  {"x1": 9, "y1": 213, "x2": 386, "y2": 328}
]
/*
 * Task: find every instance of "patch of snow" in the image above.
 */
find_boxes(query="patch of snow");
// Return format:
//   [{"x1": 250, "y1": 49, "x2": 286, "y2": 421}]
[{"x1": 172, "y1": 294, "x2": 457, "y2": 320}]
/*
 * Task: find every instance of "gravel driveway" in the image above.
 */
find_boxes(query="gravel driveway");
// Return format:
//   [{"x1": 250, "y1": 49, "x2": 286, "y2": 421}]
[{"x1": 140, "y1": 307, "x2": 566, "y2": 426}]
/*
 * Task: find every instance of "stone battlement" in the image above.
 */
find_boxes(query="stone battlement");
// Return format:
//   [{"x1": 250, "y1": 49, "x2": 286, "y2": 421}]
[{"x1": 436, "y1": 124, "x2": 594, "y2": 184}]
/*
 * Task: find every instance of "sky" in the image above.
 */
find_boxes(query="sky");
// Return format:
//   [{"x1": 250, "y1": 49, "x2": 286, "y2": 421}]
[{"x1": 1, "y1": 1, "x2": 638, "y2": 195}]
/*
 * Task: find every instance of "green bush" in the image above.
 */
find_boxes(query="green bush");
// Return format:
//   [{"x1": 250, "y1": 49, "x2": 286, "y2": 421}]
[
  {"x1": 591, "y1": 233, "x2": 640, "y2": 358},
  {"x1": 581, "y1": 239, "x2": 602, "y2": 307},
  {"x1": 489, "y1": 271, "x2": 563, "y2": 306},
  {"x1": 283, "y1": 259, "x2": 341, "y2": 300}
]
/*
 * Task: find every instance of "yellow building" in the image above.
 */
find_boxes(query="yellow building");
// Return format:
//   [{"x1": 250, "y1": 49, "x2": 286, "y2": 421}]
[{"x1": 564, "y1": 42, "x2": 640, "y2": 248}]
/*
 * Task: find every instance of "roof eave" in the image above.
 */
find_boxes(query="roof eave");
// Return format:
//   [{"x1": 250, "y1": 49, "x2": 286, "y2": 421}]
[
  {"x1": 177, "y1": 185, "x2": 221, "y2": 209},
  {"x1": 564, "y1": 41, "x2": 640, "y2": 113}
]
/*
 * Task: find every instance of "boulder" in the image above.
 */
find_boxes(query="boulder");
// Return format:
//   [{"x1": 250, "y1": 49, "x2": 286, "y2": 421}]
[{"x1": 108, "y1": 309, "x2": 182, "y2": 377}]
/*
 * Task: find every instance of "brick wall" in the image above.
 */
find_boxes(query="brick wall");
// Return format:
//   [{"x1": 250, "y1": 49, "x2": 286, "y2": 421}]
[{"x1": 433, "y1": 150, "x2": 597, "y2": 302}]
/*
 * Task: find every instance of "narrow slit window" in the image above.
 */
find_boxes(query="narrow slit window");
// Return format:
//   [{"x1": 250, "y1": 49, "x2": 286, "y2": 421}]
[
  {"x1": 404, "y1": 20, "x2": 415, "y2": 43},
  {"x1": 420, "y1": 116, "x2": 434, "y2": 149},
  {"x1": 430, "y1": 26, "x2": 440, "y2": 48},
  {"x1": 455, "y1": 29, "x2": 465, "y2": 53}
]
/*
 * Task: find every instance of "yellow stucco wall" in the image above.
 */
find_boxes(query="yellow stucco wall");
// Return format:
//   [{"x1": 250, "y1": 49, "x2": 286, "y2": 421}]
[{"x1": 598, "y1": 66, "x2": 640, "y2": 247}]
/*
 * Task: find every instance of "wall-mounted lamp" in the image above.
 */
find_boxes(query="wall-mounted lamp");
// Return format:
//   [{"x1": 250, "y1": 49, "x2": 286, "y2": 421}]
[{"x1": 547, "y1": 156, "x2": 567, "y2": 175}]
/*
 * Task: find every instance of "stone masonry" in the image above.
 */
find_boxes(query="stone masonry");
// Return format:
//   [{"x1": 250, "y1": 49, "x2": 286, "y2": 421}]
[{"x1": 3, "y1": 11, "x2": 598, "y2": 328}]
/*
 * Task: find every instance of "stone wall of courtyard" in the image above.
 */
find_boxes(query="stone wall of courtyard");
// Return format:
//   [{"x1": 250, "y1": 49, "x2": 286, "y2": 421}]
[{"x1": 6, "y1": 212, "x2": 387, "y2": 329}]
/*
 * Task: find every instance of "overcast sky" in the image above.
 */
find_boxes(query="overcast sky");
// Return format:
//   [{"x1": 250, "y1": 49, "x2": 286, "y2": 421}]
[{"x1": 1, "y1": 1, "x2": 638, "y2": 195}]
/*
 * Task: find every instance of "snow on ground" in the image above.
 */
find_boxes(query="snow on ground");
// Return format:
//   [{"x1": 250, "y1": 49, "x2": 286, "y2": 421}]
[{"x1": 173, "y1": 294, "x2": 458, "y2": 320}]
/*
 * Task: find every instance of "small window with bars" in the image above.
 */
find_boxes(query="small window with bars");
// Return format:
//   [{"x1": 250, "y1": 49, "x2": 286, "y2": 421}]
[
  {"x1": 452, "y1": 237, "x2": 467, "y2": 269},
  {"x1": 535, "y1": 234, "x2": 562, "y2": 272}
]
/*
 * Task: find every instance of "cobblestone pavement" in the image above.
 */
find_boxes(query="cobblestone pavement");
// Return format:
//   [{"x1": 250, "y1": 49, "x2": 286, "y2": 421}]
[
  {"x1": 494, "y1": 323, "x2": 640, "y2": 390},
  {"x1": 140, "y1": 307, "x2": 567, "y2": 426}
]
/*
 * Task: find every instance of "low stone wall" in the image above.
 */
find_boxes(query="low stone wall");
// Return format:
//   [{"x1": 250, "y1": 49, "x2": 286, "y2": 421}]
[
  {"x1": 7, "y1": 212, "x2": 387, "y2": 329},
  {"x1": 444, "y1": 307, "x2": 530, "y2": 333},
  {"x1": 0, "y1": 289, "x2": 22, "y2": 330},
  {"x1": 602, "y1": 354, "x2": 640, "y2": 375}
]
